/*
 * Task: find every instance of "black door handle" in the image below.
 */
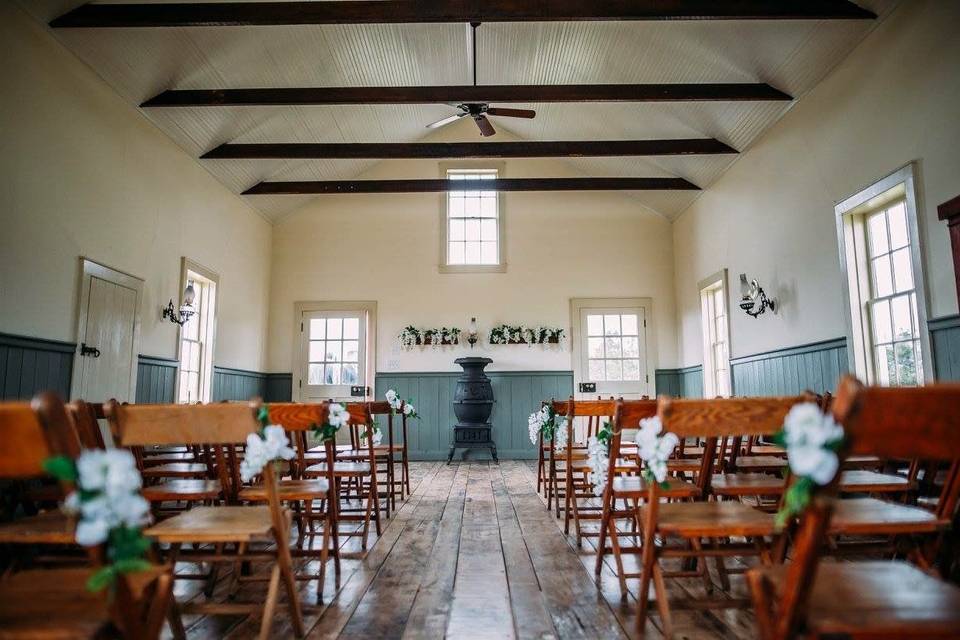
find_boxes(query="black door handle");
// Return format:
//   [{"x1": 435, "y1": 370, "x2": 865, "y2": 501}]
[{"x1": 80, "y1": 343, "x2": 101, "y2": 358}]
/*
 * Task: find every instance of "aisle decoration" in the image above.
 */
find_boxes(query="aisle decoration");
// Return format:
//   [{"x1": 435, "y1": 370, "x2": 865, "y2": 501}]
[
  {"x1": 772, "y1": 402, "x2": 845, "y2": 526},
  {"x1": 313, "y1": 402, "x2": 352, "y2": 442},
  {"x1": 44, "y1": 450, "x2": 152, "y2": 592},
  {"x1": 635, "y1": 416, "x2": 679, "y2": 487},
  {"x1": 398, "y1": 326, "x2": 461, "y2": 348},
  {"x1": 385, "y1": 388, "x2": 419, "y2": 419},
  {"x1": 240, "y1": 408, "x2": 297, "y2": 482},
  {"x1": 527, "y1": 404, "x2": 568, "y2": 449},
  {"x1": 489, "y1": 324, "x2": 564, "y2": 345}
]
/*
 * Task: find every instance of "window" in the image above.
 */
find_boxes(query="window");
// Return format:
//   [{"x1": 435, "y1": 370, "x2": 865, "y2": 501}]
[
  {"x1": 177, "y1": 261, "x2": 218, "y2": 403},
  {"x1": 571, "y1": 298, "x2": 652, "y2": 397},
  {"x1": 699, "y1": 271, "x2": 730, "y2": 397},
  {"x1": 441, "y1": 167, "x2": 505, "y2": 272},
  {"x1": 294, "y1": 301, "x2": 376, "y2": 402},
  {"x1": 864, "y1": 203, "x2": 923, "y2": 385},
  {"x1": 836, "y1": 164, "x2": 931, "y2": 386}
]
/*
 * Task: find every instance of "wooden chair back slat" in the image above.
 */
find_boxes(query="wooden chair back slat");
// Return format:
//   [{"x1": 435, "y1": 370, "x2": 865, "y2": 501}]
[
  {"x1": 66, "y1": 400, "x2": 107, "y2": 449},
  {"x1": 0, "y1": 393, "x2": 81, "y2": 479},
  {"x1": 266, "y1": 403, "x2": 327, "y2": 431},
  {"x1": 612, "y1": 399, "x2": 658, "y2": 428},
  {"x1": 551, "y1": 399, "x2": 617, "y2": 417},
  {"x1": 107, "y1": 402, "x2": 259, "y2": 446},
  {"x1": 367, "y1": 401, "x2": 392, "y2": 415},
  {"x1": 656, "y1": 396, "x2": 810, "y2": 438},
  {"x1": 833, "y1": 377, "x2": 960, "y2": 460}
]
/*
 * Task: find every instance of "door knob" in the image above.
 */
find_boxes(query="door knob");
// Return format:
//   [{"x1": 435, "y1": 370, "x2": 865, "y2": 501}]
[{"x1": 80, "y1": 343, "x2": 101, "y2": 358}]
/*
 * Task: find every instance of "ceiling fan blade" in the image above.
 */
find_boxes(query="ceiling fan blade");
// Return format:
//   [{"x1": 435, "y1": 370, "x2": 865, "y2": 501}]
[
  {"x1": 425, "y1": 112, "x2": 467, "y2": 129},
  {"x1": 486, "y1": 107, "x2": 536, "y2": 119},
  {"x1": 473, "y1": 114, "x2": 496, "y2": 137}
]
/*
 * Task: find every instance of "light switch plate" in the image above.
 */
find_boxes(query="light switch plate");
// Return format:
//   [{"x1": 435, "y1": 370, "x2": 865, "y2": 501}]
[{"x1": 578, "y1": 382, "x2": 597, "y2": 393}]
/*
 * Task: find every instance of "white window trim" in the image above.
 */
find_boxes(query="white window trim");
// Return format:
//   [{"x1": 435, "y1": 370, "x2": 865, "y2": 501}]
[
  {"x1": 438, "y1": 160, "x2": 507, "y2": 274},
  {"x1": 175, "y1": 258, "x2": 219, "y2": 403},
  {"x1": 292, "y1": 300, "x2": 377, "y2": 402},
  {"x1": 698, "y1": 269, "x2": 731, "y2": 397},
  {"x1": 835, "y1": 162, "x2": 933, "y2": 384},
  {"x1": 570, "y1": 297, "x2": 657, "y2": 397}
]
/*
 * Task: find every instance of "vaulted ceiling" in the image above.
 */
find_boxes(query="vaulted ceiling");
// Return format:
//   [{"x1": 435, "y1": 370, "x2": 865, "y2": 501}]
[{"x1": 22, "y1": 1, "x2": 898, "y2": 222}]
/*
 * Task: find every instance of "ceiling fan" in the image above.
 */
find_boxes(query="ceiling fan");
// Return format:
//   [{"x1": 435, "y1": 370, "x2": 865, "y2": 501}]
[{"x1": 425, "y1": 22, "x2": 536, "y2": 137}]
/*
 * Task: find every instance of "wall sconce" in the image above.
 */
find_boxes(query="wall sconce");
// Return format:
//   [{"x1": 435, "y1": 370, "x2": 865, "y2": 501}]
[
  {"x1": 467, "y1": 317, "x2": 479, "y2": 348},
  {"x1": 739, "y1": 274, "x2": 776, "y2": 318},
  {"x1": 162, "y1": 280, "x2": 196, "y2": 326}
]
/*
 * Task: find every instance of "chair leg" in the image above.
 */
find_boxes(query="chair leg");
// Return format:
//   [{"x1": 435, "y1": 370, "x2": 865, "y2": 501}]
[
  {"x1": 370, "y1": 476, "x2": 383, "y2": 536},
  {"x1": 276, "y1": 535, "x2": 306, "y2": 637},
  {"x1": 317, "y1": 509, "x2": 331, "y2": 604},
  {"x1": 563, "y1": 467, "x2": 573, "y2": 535},
  {"x1": 258, "y1": 564, "x2": 282, "y2": 640},
  {"x1": 595, "y1": 492, "x2": 612, "y2": 576},
  {"x1": 712, "y1": 537, "x2": 731, "y2": 592},
  {"x1": 690, "y1": 537, "x2": 714, "y2": 594},
  {"x1": 608, "y1": 517, "x2": 629, "y2": 598},
  {"x1": 203, "y1": 542, "x2": 223, "y2": 597},
  {"x1": 636, "y1": 534, "x2": 656, "y2": 633},
  {"x1": 402, "y1": 446, "x2": 411, "y2": 497},
  {"x1": 228, "y1": 542, "x2": 247, "y2": 599},
  {"x1": 652, "y1": 561, "x2": 674, "y2": 639},
  {"x1": 166, "y1": 595, "x2": 188, "y2": 640}
]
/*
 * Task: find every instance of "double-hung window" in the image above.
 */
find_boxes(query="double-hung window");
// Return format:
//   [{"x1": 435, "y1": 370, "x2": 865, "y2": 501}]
[
  {"x1": 699, "y1": 271, "x2": 731, "y2": 397},
  {"x1": 836, "y1": 164, "x2": 931, "y2": 386},
  {"x1": 441, "y1": 168, "x2": 505, "y2": 272}
]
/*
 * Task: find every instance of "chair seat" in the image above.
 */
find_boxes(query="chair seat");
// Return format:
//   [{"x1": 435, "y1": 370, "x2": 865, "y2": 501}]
[
  {"x1": 732, "y1": 455, "x2": 787, "y2": 473},
  {"x1": 144, "y1": 506, "x2": 275, "y2": 543},
  {"x1": 839, "y1": 470, "x2": 915, "y2": 494},
  {"x1": 612, "y1": 476, "x2": 701, "y2": 499},
  {"x1": 843, "y1": 454, "x2": 884, "y2": 470},
  {"x1": 744, "y1": 445, "x2": 785, "y2": 456},
  {"x1": 304, "y1": 462, "x2": 371, "y2": 476},
  {"x1": 239, "y1": 479, "x2": 330, "y2": 502},
  {"x1": 711, "y1": 473, "x2": 785, "y2": 497},
  {"x1": 141, "y1": 462, "x2": 208, "y2": 478},
  {"x1": 667, "y1": 459, "x2": 702, "y2": 473},
  {"x1": 0, "y1": 510, "x2": 75, "y2": 545},
  {"x1": 642, "y1": 501, "x2": 776, "y2": 537},
  {"x1": 0, "y1": 565, "x2": 169, "y2": 638},
  {"x1": 755, "y1": 561, "x2": 960, "y2": 636},
  {"x1": 828, "y1": 498, "x2": 945, "y2": 535},
  {"x1": 0, "y1": 568, "x2": 112, "y2": 637},
  {"x1": 566, "y1": 458, "x2": 637, "y2": 473},
  {"x1": 142, "y1": 479, "x2": 222, "y2": 502}
]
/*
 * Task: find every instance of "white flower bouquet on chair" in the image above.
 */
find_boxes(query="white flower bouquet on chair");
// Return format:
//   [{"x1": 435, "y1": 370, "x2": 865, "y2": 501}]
[
  {"x1": 45, "y1": 449, "x2": 152, "y2": 591},
  {"x1": 240, "y1": 424, "x2": 297, "y2": 482},
  {"x1": 773, "y1": 402, "x2": 845, "y2": 526},
  {"x1": 527, "y1": 404, "x2": 567, "y2": 449},
  {"x1": 386, "y1": 389, "x2": 419, "y2": 419},
  {"x1": 635, "y1": 416, "x2": 679, "y2": 486}
]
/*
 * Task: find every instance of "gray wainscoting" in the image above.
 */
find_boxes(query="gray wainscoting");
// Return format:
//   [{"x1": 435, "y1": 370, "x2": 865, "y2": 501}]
[
  {"x1": 0, "y1": 333, "x2": 74, "y2": 401},
  {"x1": 136, "y1": 355, "x2": 179, "y2": 403},
  {"x1": 654, "y1": 365, "x2": 704, "y2": 398},
  {"x1": 375, "y1": 370, "x2": 574, "y2": 461},
  {"x1": 212, "y1": 366, "x2": 267, "y2": 402},
  {"x1": 730, "y1": 338, "x2": 849, "y2": 397},
  {"x1": 265, "y1": 373, "x2": 293, "y2": 403},
  {"x1": 930, "y1": 314, "x2": 960, "y2": 382}
]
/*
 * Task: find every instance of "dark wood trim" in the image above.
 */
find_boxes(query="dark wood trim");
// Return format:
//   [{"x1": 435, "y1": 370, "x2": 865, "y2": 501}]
[
  {"x1": 243, "y1": 177, "x2": 698, "y2": 195},
  {"x1": 0, "y1": 332, "x2": 76, "y2": 353},
  {"x1": 938, "y1": 194, "x2": 960, "y2": 306},
  {"x1": 51, "y1": 1, "x2": 876, "y2": 28},
  {"x1": 138, "y1": 354, "x2": 180, "y2": 367},
  {"x1": 203, "y1": 139, "x2": 737, "y2": 160},
  {"x1": 143, "y1": 84, "x2": 791, "y2": 108}
]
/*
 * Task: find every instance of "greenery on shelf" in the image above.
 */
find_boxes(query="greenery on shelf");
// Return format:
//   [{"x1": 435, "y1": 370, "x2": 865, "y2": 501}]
[
  {"x1": 398, "y1": 325, "x2": 462, "y2": 348},
  {"x1": 488, "y1": 324, "x2": 564, "y2": 345}
]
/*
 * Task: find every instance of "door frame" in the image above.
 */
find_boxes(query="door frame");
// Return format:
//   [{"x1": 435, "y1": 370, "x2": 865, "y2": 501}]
[
  {"x1": 570, "y1": 297, "x2": 657, "y2": 398},
  {"x1": 70, "y1": 257, "x2": 144, "y2": 401},
  {"x1": 292, "y1": 300, "x2": 377, "y2": 402}
]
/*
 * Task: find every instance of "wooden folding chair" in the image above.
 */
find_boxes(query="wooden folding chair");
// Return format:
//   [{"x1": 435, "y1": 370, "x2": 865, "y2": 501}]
[
  {"x1": 632, "y1": 395, "x2": 808, "y2": 637},
  {"x1": 255, "y1": 401, "x2": 339, "y2": 601},
  {"x1": 748, "y1": 378, "x2": 960, "y2": 639},
  {"x1": 301, "y1": 403, "x2": 382, "y2": 549},
  {"x1": 594, "y1": 398, "x2": 703, "y2": 595},
  {"x1": 106, "y1": 401, "x2": 305, "y2": 640},
  {"x1": 0, "y1": 393, "x2": 174, "y2": 639}
]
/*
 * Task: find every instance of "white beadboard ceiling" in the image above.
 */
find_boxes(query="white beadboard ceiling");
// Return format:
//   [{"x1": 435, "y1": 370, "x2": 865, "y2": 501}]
[{"x1": 21, "y1": 1, "x2": 898, "y2": 222}]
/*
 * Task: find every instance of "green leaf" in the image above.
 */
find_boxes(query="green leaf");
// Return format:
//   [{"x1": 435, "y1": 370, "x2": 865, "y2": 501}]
[
  {"x1": 86, "y1": 566, "x2": 117, "y2": 592},
  {"x1": 43, "y1": 455, "x2": 77, "y2": 483},
  {"x1": 770, "y1": 431, "x2": 787, "y2": 447},
  {"x1": 113, "y1": 558, "x2": 152, "y2": 575},
  {"x1": 257, "y1": 405, "x2": 270, "y2": 427}
]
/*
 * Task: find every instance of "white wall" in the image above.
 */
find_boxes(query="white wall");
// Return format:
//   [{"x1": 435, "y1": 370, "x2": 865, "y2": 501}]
[
  {"x1": 267, "y1": 122, "x2": 677, "y2": 375},
  {"x1": 673, "y1": 0, "x2": 960, "y2": 367},
  {"x1": 0, "y1": 4, "x2": 272, "y2": 370}
]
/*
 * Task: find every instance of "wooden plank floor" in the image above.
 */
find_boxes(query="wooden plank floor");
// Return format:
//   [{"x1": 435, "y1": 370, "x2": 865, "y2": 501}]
[{"x1": 163, "y1": 461, "x2": 756, "y2": 639}]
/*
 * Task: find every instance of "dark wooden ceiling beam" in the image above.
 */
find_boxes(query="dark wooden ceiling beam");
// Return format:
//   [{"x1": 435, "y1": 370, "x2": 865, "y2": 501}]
[
  {"x1": 143, "y1": 84, "x2": 791, "y2": 107},
  {"x1": 243, "y1": 177, "x2": 699, "y2": 195},
  {"x1": 203, "y1": 139, "x2": 737, "y2": 160},
  {"x1": 51, "y1": 1, "x2": 876, "y2": 28}
]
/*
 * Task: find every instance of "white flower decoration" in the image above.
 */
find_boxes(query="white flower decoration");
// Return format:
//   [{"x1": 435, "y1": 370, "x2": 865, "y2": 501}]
[
  {"x1": 240, "y1": 425, "x2": 296, "y2": 482},
  {"x1": 587, "y1": 436, "x2": 609, "y2": 497},
  {"x1": 70, "y1": 449, "x2": 151, "y2": 548},
  {"x1": 385, "y1": 389, "x2": 399, "y2": 409},
  {"x1": 635, "y1": 416, "x2": 679, "y2": 485},
  {"x1": 327, "y1": 403, "x2": 351, "y2": 429},
  {"x1": 782, "y1": 402, "x2": 843, "y2": 486}
]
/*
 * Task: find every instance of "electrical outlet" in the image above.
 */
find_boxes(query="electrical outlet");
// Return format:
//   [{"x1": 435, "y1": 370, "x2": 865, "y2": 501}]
[
  {"x1": 350, "y1": 386, "x2": 368, "y2": 397},
  {"x1": 579, "y1": 382, "x2": 597, "y2": 393}
]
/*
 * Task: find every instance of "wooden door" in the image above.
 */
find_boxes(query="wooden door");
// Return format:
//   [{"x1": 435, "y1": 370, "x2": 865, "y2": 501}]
[
  {"x1": 572, "y1": 298, "x2": 652, "y2": 401},
  {"x1": 297, "y1": 309, "x2": 367, "y2": 403},
  {"x1": 71, "y1": 259, "x2": 143, "y2": 404}
]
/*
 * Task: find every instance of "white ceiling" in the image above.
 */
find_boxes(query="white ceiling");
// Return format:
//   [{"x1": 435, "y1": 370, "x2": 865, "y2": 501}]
[{"x1": 21, "y1": 1, "x2": 898, "y2": 222}]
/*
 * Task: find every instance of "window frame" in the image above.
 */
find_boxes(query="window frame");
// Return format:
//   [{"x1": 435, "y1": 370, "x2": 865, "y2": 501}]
[
  {"x1": 175, "y1": 258, "x2": 219, "y2": 404},
  {"x1": 438, "y1": 161, "x2": 507, "y2": 274},
  {"x1": 698, "y1": 269, "x2": 731, "y2": 397},
  {"x1": 835, "y1": 163, "x2": 932, "y2": 385}
]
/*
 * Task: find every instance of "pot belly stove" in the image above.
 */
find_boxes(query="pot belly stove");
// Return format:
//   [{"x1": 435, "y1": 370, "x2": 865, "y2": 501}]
[{"x1": 447, "y1": 356, "x2": 498, "y2": 464}]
